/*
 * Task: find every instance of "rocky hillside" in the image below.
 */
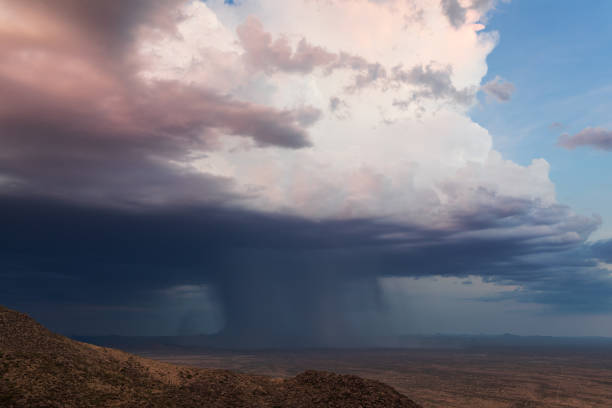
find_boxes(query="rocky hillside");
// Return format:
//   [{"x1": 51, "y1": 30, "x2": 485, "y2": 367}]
[{"x1": 0, "y1": 306, "x2": 422, "y2": 407}]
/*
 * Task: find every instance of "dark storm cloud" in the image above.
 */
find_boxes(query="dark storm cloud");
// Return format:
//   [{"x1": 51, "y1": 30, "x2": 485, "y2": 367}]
[
  {"x1": 1, "y1": 0, "x2": 183, "y2": 62},
  {"x1": 0, "y1": 0, "x2": 607, "y2": 345},
  {"x1": 0, "y1": 76, "x2": 317, "y2": 202},
  {"x1": 517, "y1": 271, "x2": 612, "y2": 313},
  {"x1": 0, "y1": 192, "x2": 603, "y2": 344},
  {"x1": 591, "y1": 239, "x2": 612, "y2": 263},
  {"x1": 0, "y1": 1, "x2": 318, "y2": 206},
  {"x1": 0, "y1": 196, "x2": 423, "y2": 342},
  {"x1": 480, "y1": 263, "x2": 612, "y2": 314},
  {"x1": 464, "y1": 237, "x2": 612, "y2": 314},
  {"x1": 557, "y1": 127, "x2": 612, "y2": 151}
]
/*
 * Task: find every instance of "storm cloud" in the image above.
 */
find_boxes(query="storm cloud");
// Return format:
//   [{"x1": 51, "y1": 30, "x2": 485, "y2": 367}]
[
  {"x1": 0, "y1": 0, "x2": 320, "y2": 207},
  {"x1": 236, "y1": 16, "x2": 473, "y2": 104},
  {"x1": 0, "y1": 0, "x2": 606, "y2": 345},
  {"x1": 237, "y1": 16, "x2": 337, "y2": 74},
  {"x1": 440, "y1": 0, "x2": 505, "y2": 28},
  {"x1": 390, "y1": 64, "x2": 476, "y2": 106},
  {"x1": 0, "y1": 191, "x2": 601, "y2": 344}
]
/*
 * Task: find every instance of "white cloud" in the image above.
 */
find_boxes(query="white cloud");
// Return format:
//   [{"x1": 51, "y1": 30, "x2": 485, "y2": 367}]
[{"x1": 139, "y1": 0, "x2": 561, "y2": 233}]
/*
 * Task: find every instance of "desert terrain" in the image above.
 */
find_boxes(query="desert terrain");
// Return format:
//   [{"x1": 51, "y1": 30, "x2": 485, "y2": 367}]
[
  {"x1": 138, "y1": 347, "x2": 612, "y2": 408},
  {"x1": 5, "y1": 304, "x2": 612, "y2": 407},
  {"x1": 0, "y1": 306, "x2": 420, "y2": 407}
]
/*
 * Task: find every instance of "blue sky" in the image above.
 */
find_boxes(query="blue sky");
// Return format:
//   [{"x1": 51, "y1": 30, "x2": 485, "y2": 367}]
[{"x1": 473, "y1": 0, "x2": 612, "y2": 240}]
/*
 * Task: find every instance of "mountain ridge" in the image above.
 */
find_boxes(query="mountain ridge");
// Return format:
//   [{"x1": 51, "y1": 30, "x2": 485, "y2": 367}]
[{"x1": 0, "y1": 306, "x2": 421, "y2": 407}]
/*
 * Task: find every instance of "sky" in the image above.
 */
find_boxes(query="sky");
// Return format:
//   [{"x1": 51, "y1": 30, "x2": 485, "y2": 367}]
[{"x1": 2, "y1": 0, "x2": 612, "y2": 345}]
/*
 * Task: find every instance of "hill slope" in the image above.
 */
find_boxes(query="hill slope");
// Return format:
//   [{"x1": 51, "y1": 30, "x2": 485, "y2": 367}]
[{"x1": 0, "y1": 306, "x2": 421, "y2": 407}]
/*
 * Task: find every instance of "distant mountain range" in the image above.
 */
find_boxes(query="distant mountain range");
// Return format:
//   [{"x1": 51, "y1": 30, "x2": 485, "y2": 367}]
[{"x1": 71, "y1": 332, "x2": 612, "y2": 353}]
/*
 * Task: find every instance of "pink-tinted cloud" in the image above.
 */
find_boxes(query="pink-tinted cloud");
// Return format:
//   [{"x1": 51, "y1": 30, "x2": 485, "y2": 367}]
[
  {"x1": 236, "y1": 17, "x2": 473, "y2": 104},
  {"x1": 237, "y1": 16, "x2": 337, "y2": 74},
  {"x1": 0, "y1": 0, "x2": 319, "y2": 205},
  {"x1": 558, "y1": 127, "x2": 612, "y2": 151}
]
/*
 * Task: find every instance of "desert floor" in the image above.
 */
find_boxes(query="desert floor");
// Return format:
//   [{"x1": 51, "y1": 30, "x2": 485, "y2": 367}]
[{"x1": 139, "y1": 347, "x2": 612, "y2": 408}]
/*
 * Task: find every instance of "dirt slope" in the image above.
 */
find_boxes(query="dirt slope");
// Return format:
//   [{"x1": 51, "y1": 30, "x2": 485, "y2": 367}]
[{"x1": 0, "y1": 306, "x2": 421, "y2": 407}]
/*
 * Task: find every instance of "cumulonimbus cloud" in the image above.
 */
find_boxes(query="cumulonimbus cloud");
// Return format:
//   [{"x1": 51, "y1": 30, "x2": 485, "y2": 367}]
[
  {"x1": 236, "y1": 16, "x2": 475, "y2": 104},
  {"x1": 237, "y1": 16, "x2": 337, "y2": 74},
  {"x1": 0, "y1": 0, "x2": 594, "y2": 264},
  {"x1": 0, "y1": 192, "x2": 601, "y2": 343},
  {"x1": 440, "y1": 0, "x2": 507, "y2": 28},
  {"x1": 0, "y1": 0, "x2": 604, "y2": 342},
  {"x1": 440, "y1": 0, "x2": 468, "y2": 28},
  {"x1": 0, "y1": 0, "x2": 321, "y2": 206}
]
